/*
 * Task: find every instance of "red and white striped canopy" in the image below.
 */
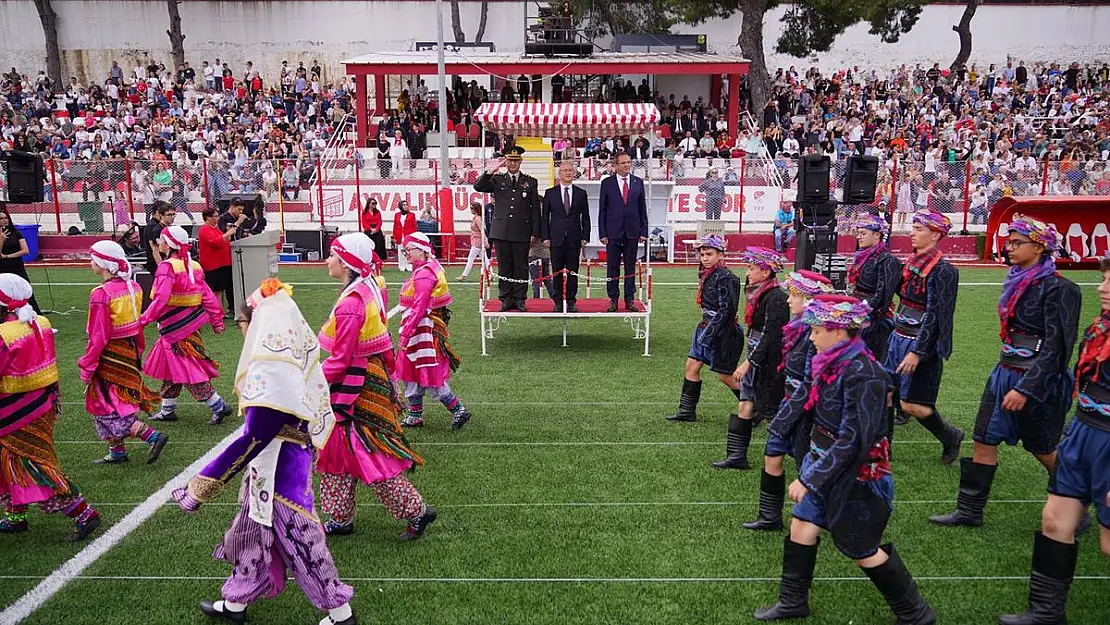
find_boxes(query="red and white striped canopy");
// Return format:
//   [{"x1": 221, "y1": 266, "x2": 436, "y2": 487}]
[{"x1": 473, "y1": 103, "x2": 661, "y2": 138}]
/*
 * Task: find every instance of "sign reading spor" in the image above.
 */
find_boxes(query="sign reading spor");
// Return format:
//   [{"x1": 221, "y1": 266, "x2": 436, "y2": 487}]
[
  {"x1": 666, "y1": 185, "x2": 784, "y2": 223},
  {"x1": 988, "y1": 196, "x2": 1110, "y2": 267}
]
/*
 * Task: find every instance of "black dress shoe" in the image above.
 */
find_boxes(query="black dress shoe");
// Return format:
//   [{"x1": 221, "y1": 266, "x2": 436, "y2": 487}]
[
  {"x1": 499, "y1": 301, "x2": 512, "y2": 312},
  {"x1": 199, "y1": 600, "x2": 247, "y2": 623},
  {"x1": 553, "y1": 302, "x2": 564, "y2": 313},
  {"x1": 625, "y1": 298, "x2": 637, "y2": 312},
  {"x1": 607, "y1": 300, "x2": 618, "y2": 312},
  {"x1": 517, "y1": 301, "x2": 527, "y2": 312},
  {"x1": 567, "y1": 302, "x2": 578, "y2": 313}
]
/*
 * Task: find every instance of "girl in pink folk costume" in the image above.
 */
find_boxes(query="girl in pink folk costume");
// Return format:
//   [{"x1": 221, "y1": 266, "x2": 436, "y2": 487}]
[
  {"x1": 0, "y1": 275, "x2": 101, "y2": 541},
  {"x1": 141, "y1": 225, "x2": 232, "y2": 425},
  {"x1": 397, "y1": 232, "x2": 472, "y2": 430},
  {"x1": 317, "y1": 233, "x2": 437, "y2": 539},
  {"x1": 78, "y1": 241, "x2": 168, "y2": 465}
]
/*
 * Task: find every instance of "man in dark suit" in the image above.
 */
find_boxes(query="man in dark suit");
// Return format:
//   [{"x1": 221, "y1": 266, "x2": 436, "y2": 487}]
[
  {"x1": 598, "y1": 152, "x2": 648, "y2": 312},
  {"x1": 473, "y1": 145, "x2": 541, "y2": 311},
  {"x1": 541, "y1": 159, "x2": 591, "y2": 312}
]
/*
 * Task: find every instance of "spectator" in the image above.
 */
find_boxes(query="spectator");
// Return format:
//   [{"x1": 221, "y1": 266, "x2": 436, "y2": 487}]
[
  {"x1": 392, "y1": 200, "x2": 417, "y2": 271},
  {"x1": 198, "y1": 207, "x2": 235, "y2": 316},
  {"x1": 773, "y1": 203, "x2": 796, "y2": 253},
  {"x1": 218, "y1": 198, "x2": 264, "y2": 241},
  {"x1": 360, "y1": 195, "x2": 386, "y2": 258},
  {"x1": 0, "y1": 207, "x2": 40, "y2": 313},
  {"x1": 698, "y1": 169, "x2": 726, "y2": 220},
  {"x1": 459, "y1": 202, "x2": 489, "y2": 280},
  {"x1": 143, "y1": 200, "x2": 176, "y2": 275}
]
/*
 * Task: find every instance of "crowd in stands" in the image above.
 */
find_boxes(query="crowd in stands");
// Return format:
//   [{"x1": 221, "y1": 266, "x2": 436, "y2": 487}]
[
  {"x1": 2, "y1": 54, "x2": 1108, "y2": 236},
  {"x1": 0, "y1": 57, "x2": 356, "y2": 219}
]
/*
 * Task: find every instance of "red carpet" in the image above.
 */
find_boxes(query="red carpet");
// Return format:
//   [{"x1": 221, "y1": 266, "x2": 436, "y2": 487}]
[{"x1": 482, "y1": 298, "x2": 647, "y2": 314}]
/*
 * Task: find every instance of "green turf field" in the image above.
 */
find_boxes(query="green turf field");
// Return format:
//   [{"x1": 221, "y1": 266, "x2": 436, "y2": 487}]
[{"x1": 2, "y1": 265, "x2": 1108, "y2": 625}]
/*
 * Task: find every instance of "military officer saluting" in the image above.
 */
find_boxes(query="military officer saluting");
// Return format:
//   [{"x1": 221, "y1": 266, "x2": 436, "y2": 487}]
[{"x1": 474, "y1": 146, "x2": 541, "y2": 311}]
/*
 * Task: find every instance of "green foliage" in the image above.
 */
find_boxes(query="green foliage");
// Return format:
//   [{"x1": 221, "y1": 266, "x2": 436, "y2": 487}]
[
  {"x1": 567, "y1": 0, "x2": 684, "y2": 36},
  {"x1": 665, "y1": 0, "x2": 925, "y2": 58}
]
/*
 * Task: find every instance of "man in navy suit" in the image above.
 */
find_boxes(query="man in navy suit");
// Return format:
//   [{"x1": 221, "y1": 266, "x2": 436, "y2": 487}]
[
  {"x1": 598, "y1": 152, "x2": 649, "y2": 312},
  {"x1": 541, "y1": 160, "x2": 591, "y2": 312}
]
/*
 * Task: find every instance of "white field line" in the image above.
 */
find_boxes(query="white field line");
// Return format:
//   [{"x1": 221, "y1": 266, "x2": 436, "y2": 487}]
[
  {"x1": 1, "y1": 574, "x2": 1107, "y2": 583},
  {"x1": 52, "y1": 439, "x2": 959, "y2": 446},
  {"x1": 86, "y1": 498, "x2": 1045, "y2": 508},
  {"x1": 0, "y1": 425, "x2": 245, "y2": 625}
]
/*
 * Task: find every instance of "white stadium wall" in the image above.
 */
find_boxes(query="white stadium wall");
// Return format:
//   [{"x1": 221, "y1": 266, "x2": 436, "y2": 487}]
[{"x1": 1, "y1": 2, "x2": 1108, "y2": 86}]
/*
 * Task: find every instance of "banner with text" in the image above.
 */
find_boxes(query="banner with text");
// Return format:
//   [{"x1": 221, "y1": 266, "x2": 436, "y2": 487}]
[
  {"x1": 308, "y1": 182, "x2": 786, "y2": 235},
  {"x1": 665, "y1": 185, "x2": 784, "y2": 224}
]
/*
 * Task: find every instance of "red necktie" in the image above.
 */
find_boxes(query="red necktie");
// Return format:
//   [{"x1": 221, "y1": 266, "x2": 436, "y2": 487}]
[
  {"x1": 621, "y1": 178, "x2": 629, "y2": 204},
  {"x1": 563, "y1": 186, "x2": 570, "y2": 211}
]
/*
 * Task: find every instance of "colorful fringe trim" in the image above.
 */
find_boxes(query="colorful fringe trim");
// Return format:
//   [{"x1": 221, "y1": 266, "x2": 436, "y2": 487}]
[
  {"x1": 172, "y1": 331, "x2": 220, "y2": 371},
  {"x1": 350, "y1": 355, "x2": 425, "y2": 467},
  {"x1": 430, "y1": 310, "x2": 461, "y2": 373},
  {"x1": 0, "y1": 409, "x2": 78, "y2": 497},
  {"x1": 89, "y1": 337, "x2": 161, "y2": 413}
]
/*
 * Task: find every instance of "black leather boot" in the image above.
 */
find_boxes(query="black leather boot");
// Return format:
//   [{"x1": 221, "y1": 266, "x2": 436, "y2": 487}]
[
  {"x1": 929, "y1": 458, "x2": 997, "y2": 527},
  {"x1": 665, "y1": 379, "x2": 701, "y2": 422},
  {"x1": 753, "y1": 537, "x2": 818, "y2": 621},
  {"x1": 864, "y1": 544, "x2": 937, "y2": 625},
  {"x1": 998, "y1": 531, "x2": 1078, "y2": 625},
  {"x1": 711, "y1": 415, "x2": 751, "y2": 469},
  {"x1": 918, "y1": 410, "x2": 965, "y2": 465},
  {"x1": 743, "y1": 470, "x2": 784, "y2": 530}
]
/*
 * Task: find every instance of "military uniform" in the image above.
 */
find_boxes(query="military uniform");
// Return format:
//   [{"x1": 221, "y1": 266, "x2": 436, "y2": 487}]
[{"x1": 473, "y1": 147, "x2": 541, "y2": 311}]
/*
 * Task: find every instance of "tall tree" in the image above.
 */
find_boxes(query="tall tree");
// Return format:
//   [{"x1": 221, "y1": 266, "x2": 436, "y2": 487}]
[
  {"x1": 166, "y1": 0, "x2": 186, "y2": 70},
  {"x1": 950, "y1": 0, "x2": 980, "y2": 70},
  {"x1": 450, "y1": 0, "x2": 466, "y2": 42},
  {"x1": 448, "y1": 0, "x2": 490, "y2": 43},
  {"x1": 32, "y1": 0, "x2": 62, "y2": 90},
  {"x1": 475, "y1": 2, "x2": 490, "y2": 43},
  {"x1": 674, "y1": 0, "x2": 926, "y2": 124}
]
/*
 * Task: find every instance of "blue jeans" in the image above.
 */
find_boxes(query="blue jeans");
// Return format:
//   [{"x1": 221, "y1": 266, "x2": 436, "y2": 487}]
[{"x1": 774, "y1": 227, "x2": 796, "y2": 252}]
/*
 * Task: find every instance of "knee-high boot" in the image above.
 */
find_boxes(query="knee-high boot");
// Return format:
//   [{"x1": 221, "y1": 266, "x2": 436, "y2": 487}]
[
  {"x1": 917, "y1": 409, "x2": 965, "y2": 465},
  {"x1": 753, "y1": 537, "x2": 818, "y2": 621},
  {"x1": 711, "y1": 414, "x2": 751, "y2": 469},
  {"x1": 863, "y1": 544, "x2": 937, "y2": 625},
  {"x1": 998, "y1": 531, "x2": 1078, "y2": 625},
  {"x1": 665, "y1": 379, "x2": 701, "y2": 422},
  {"x1": 742, "y1": 469, "x2": 784, "y2": 530},
  {"x1": 929, "y1": 458, "x2": 997, "y2": 527}
]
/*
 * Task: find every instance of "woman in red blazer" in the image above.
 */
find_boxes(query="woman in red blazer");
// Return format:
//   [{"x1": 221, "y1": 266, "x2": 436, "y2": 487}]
[
  {"x1": 392, "y1": 200, "x2": 417, "y2": 271},
  {"x1": 360, "y1": 195, "x2": 387, "y2": 259}
]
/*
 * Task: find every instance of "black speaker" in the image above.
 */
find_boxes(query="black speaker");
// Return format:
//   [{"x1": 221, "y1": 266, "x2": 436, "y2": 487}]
[
  {"x1": 5, "y1": 151, "x2": 44, "y2": 204},
  {"x1": 795, "y1": 224, "x2": 837, "y2": 273},
  {"x1": 796, "y1": 200, "x2": 838, "y2": 228},
  {"x1": 797, "y1": 155, "x2": 830, "y2": 204},
  {"x1": 843, "y1": 155, "x2": 879, "y2": 204}
]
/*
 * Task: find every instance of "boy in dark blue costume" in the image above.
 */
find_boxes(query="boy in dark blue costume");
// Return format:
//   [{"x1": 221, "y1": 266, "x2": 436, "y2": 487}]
[
  {"x1": 998, "y1": 257, "x2": 1110, "y2": 625},
  {"x1": 755, "y1": 294, "x2": 934, "y2": 625},
  {"x1": 932, "y1": 214, "x2": 1082, "y2": 528},
  {"x1": 848, "y1": 213, "x2": 901, "y2": 363},
  {"x1": 884, "y1": 210, "x2": 964, "y2": 464},
  {"x1": 743, "y1": 270, "x2": 832, "y2": 531},
  {"x1": 712, "y1": 247, "x2": 790, "y2": 470},
  {"x1": 665, "y1": 234, "x2": 745, "y2": 426}
]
